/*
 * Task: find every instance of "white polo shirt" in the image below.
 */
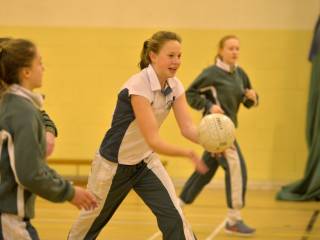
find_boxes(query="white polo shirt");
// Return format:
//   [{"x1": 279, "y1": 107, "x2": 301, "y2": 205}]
[{"x1": 99, "y1": 65, "x2": 185, "y2": 165}]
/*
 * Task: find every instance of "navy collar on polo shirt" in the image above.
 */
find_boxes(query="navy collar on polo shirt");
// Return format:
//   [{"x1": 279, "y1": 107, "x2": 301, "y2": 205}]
[{"x1": 146, "y1": 64, "x2": 175, "y2": 95}]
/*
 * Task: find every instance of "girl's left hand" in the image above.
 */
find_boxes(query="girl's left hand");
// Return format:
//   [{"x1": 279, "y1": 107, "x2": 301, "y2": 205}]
[{"x1": 46, "y1": 131, "x2": 55, "y2": 157}]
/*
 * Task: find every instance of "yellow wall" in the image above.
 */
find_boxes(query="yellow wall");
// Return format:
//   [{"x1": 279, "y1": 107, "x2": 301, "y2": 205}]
[
  {"x1": 1, "y1": 0, "x2": 318, "y2": 29},
  {"x1": 1, "y1": 0, "x2": 319, "y2": 183}
]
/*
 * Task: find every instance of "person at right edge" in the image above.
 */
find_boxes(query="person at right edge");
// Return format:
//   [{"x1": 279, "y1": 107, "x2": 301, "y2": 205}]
[{"x1": 179, "y1": 35, "x2": 259, "y2": 237}]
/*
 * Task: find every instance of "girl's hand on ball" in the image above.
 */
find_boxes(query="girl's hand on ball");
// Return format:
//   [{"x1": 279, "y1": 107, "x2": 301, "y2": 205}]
[{"x1": 210, "y1": 104, "x2": 224, "y2": 114}]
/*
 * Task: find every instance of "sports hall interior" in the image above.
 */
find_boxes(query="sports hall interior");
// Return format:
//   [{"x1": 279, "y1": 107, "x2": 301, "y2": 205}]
[{"x1": 1, "y1": 0, "x2": 319, "y2": 239}]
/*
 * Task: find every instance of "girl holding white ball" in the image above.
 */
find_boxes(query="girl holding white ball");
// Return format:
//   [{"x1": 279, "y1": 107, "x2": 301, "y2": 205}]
[{"x1": 179, "y1": 35, "x2": 258, "y2": 237}]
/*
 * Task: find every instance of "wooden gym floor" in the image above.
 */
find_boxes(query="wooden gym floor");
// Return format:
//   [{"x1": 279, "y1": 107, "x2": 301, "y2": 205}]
[{"x1": 33, "y1": 187, "x2": 319, "y2": 240}]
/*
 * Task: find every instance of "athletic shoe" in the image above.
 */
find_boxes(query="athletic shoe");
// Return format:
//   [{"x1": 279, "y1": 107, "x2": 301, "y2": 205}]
[{"x1": 225, "y1": 220, "x2": 256, "y2": 236}]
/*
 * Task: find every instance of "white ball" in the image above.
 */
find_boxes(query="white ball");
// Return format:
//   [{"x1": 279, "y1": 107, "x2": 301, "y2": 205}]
[{"x1": 198, "y1": 113, "x2": 235, "y2": 153}]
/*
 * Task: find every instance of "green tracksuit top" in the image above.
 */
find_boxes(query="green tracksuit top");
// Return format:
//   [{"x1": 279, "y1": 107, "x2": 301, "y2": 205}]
[
  {"x1": 0, "y1": 93, "x2": 74, "y2": 219},
  {"x1": 186, "y1": 64, "x2": 255, "y2": 127}
]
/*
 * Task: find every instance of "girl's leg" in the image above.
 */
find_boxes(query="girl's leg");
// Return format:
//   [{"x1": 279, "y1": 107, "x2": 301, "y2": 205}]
[
  {"x1": 68, "y1": 153, "x2": 131, "y2": 240},
  {"x1": 220, "y1": 142, "x2": 255, "y2": 235},
  {"x1": 179, "y1": 151, "x2": 219, "y2": 205},
  {"x1": 220, "y1": 142, "x2": 247, "y2": 212},
  {"x1": 134, "y1": 154, "x2": 196, "y2": 240}
]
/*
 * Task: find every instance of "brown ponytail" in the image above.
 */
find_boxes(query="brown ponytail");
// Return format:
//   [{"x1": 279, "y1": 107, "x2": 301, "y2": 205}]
[{"x1": 139, "y1": 40, "x2": 150, "y2": 70}]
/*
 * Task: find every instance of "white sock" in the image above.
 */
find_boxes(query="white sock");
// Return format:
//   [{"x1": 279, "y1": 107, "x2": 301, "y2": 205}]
[{"x1": 227, "y1": 208, "x2": 241, "y2": 225}]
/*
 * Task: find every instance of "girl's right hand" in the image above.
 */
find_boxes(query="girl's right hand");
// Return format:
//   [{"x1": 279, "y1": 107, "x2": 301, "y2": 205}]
[
  {"x1": 210, "y1": 104, "x2": 224, "y2": 114},
  {"x1": 187, "y1": 150, "x2": 208, "y2": 174},
  {"x1": 70, "y1": 186, "x2": 98, "y2": 211}
]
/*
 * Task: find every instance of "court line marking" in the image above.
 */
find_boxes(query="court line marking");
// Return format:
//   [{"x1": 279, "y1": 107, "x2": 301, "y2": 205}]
[
  {"x1": 146, "y1": 231, "x2": 161, "y2": 240},
  {"x1": 205, "y1": 218, "x2": 227, "y2": 240},
  {"x1": 300, "y1": 209, "x2": 319, "y2": 240}
]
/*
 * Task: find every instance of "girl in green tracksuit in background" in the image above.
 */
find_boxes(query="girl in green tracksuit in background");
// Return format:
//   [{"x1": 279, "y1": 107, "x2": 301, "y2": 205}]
[{"x1": 179, "y1": 35, "x2": 258, "y2": 237}]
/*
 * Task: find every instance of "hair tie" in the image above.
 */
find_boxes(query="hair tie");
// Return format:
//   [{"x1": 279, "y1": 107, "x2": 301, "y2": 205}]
[
  {"x1": 0, "y1": 47, "x2": 3, "y2": 59},
  {"x1": 143, "y1": 40, "x2": 149, "y2": 49}
]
